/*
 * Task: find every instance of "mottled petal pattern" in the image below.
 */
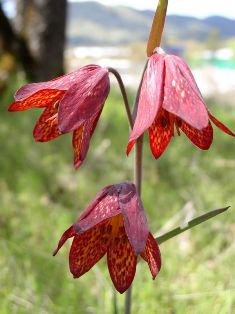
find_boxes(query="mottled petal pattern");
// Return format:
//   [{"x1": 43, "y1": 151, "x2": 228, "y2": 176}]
[
  {"x1": 175, "y1": 55, "x2": 203, "y2": 98},
  {"x1": 74, "y1": 185, "x2": 120, "y2": 234},
  {"x1": 9, "y1": 89, "x2": 65, "y2": 111},
  {"x1": 58, "y1": 69, "x2": 110, "y2": 133},
  {"x1": 180, "y1": 120, "x2": 213, "y2": 150},
  {"x1": 141, "y1": 233, "x2": 161, "y2": 279},
  {"x1": 53, "y1": 225, "x2": 75, "y2": 256},
  {"x1": 70, "y1": 220, "x2": 112, "y2": 278},
  {"x1": 128, "y1": 54, "x2": 165, "y2": 149},
  {"x1": 72, "y1": 111, "x2": 103, "y2": 169},
  {"x1": 33, "y1": 105, "x2": 62, "y2": 142},
  {"x1": 126, "y1": 139, "x2": 136, "y2": 156},
  {"x1": 118, "y1": 183, "x2": 149, "y2": 255},
  {"x1": 72, "y1": 125, "x2": 86, "y2": 169},
  {"x1": 148, "y1": 109, "x2": 173, "y2": 158},
  {"x1": 14, "y1": 65, "x2": 102, "y2": 102},
  {"x1": 163, "y1": 55, "x2": 209, "y2": 130},
  {"x1": 107, "y1": 219, "x2": 137, "y2": 293}
]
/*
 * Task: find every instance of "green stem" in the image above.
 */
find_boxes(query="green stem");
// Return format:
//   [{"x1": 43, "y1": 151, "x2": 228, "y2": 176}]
[
  {"x1": 108, "y1": 67, "x2": 133, "y2": 129},
  {"x1": 125, "y1": 135, "x2": 144, "y2": 314},
  {"x1": 132, "y1": 61, "x2": 148, "y2": 122},
  {"x1": 124, "y1": 62, "x2": 147, "y2": 314},
  {"x1": 156, "y1": 206, "x2": 230, "y2": 245},
  {"x1": 112, "y1": 288, "x2": 119, "y2": 314},
  {"x1": 147, "y1": 0, "x2": 168, "y2": 56}
]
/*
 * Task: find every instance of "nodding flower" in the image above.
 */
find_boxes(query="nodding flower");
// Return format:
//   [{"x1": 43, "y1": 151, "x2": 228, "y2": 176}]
[
  {"x1": 9, "y1": 65, "x2": 110, "y2": 169},
  {"x1": 53, "y1": 182, "x2": 161, "y2": 293},
  {"x1": 127, "y1": 48, "x2": 235, "y2": 159}
]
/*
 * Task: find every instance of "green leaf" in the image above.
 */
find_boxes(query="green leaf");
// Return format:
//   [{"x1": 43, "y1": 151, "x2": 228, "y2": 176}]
[{"x1": 156, "y1": 206, "x2": 230, "y2": 245}]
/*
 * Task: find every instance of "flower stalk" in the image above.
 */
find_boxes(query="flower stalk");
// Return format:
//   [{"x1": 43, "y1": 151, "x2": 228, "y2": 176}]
[
  {"x1": 124, "y1": 136, "x2": 144, "y2": 314},
  {"x1": 108, "y1": 67, "x2": 133, "y2": 129},
  {"x1": 147, "y1": 0, "x2": 169, "y2": 56}
]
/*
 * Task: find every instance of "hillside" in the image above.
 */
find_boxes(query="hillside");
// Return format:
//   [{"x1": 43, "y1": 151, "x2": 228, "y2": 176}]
[{"x1": 67, "y1": 1, "x2": 235, "y2": 46}]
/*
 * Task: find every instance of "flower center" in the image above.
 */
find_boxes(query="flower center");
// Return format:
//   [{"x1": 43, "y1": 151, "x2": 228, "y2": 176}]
[
  {"x1": 176, "y1": 118, "x2": 182, "y2": 128},
  {"x1": 160, "y1": 115, "x2": 169, "y2": 128}
]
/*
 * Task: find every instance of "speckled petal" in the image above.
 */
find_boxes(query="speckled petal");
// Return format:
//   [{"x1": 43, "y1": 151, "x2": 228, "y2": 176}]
[
  {"x1": 8, "y1": 90, "x2": 65, "y2": 111},
  {"x1": 13, "y1": 65, "x2": 102, "y2": 102},
  {"x1": 118, "y1": 183, "x2": 149, "y2": 255},
  {"x1": 163, "y1": 55, "x2": 209, "y2": 130},
  {"x1": 69, "y1": 220, "x2": 112, "y2": 278},
  {"x1": 107, "y1": 221, "x2": 137, "y2": 293},
  {"x1": 73, "y1": 185, "x2": 121, "y2": 235},
  {"x1": 126, "y1": 139, "x2": 136, "y2": 156},
  {"x1": 33, "y1": 105, "x2": 62, "y2": 142},
  {"x1": 53, "y1": 225, "x2": 75, "y2": 256},
  {"x1": 180, "y1": 120, "x2": 213, "y2": 150},
  {"x1": 127, "y1": 54, "x2": 165, "y2": 153},
  {"x1": 209, "y1": 112, "x2": 235, "y2": 137},
  {"x1": 141, "y1": 233, "x2": 161, "y2": 279},
  {"x1": 72, "y1": 125, "x2": 86, "y2": 169},
  {"x1": 72, "y1": 111, "x2": 102, "y2": 169},
  {"x1": 148, "y1": 109, "x2": 173, "y2": 158},
  {"x1": 58, "y1": 68, "x2": 110, "y2": 133}
]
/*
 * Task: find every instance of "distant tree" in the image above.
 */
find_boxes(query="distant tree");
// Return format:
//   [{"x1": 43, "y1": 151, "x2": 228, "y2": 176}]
[
  {"x1": 0, "y1": 1, "x2": 32, "y2": 90},
  {"x1": 14, "y1": 0, "x2": 67, "y2": 81}
]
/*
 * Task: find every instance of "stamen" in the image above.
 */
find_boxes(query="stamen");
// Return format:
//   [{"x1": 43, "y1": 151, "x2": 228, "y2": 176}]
[{"x1": 175, "y1": 118, "x2": 182, "y2": 136}]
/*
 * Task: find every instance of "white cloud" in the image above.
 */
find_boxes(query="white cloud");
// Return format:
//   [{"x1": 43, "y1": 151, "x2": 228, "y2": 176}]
[{"x1": 69, "y1": 0, "x2": 235, "y2": 19}]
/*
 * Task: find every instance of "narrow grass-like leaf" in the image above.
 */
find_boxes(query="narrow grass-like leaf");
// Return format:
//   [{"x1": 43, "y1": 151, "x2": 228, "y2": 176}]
[{"x1": 156, "y1": 206, "x2": 230, "y2": 245}]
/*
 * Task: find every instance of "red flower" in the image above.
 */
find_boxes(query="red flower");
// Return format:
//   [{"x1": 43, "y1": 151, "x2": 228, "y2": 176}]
[
  {"x1": 127, "y1": 48, "x2": 235, "y2": 158},
  {"x1": 8, "y1": 65, "x2": 110, "y2": 168},
  {"x1": 53, "y1": 182, "x2": 161, "y2": 293}
]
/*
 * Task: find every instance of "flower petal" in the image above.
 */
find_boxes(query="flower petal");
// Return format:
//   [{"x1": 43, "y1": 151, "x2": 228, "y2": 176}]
[
  {"x1": 107, "y1": 226, "x2": 137, "y2": 293},
  {"x1": 8, "y1": 90, "x2": 65, "y2": 111},
  {"x1": 180, "y1": 120, "x2": 213, "y2": 150},
  {"x1": 72, "y1": 110, "x2": 102, "y2": 169},
  {"x1": 209, "y1": 112, "x2": 235, "y2": 137},
  {"x1": 148, "y1": 109, "x2": 173, "y2": 158},
  {"x1": 73, "y1": 185, "x2": 121, "y2": 234},
  {"x1": 13, "y1": 65, "x2": 102, "y2": 102},
  {"x1": 174, "y1": 55, "x2": 203, "y2": 98},
  {"x1": 127, "y1": 54, "x2": 165, "y2": 151},
  {"x1": 58, "y1": 68, "x2": 110, "y2": 133},
  {"x1": 126, "y1": 139, "x2": 136, "y2": 156},
  {"x1": 53, "y1": 225, "x2": 75, "y2": 256},
  {"x1": 141, "y1": 233, "x2": 161, "y2": 279},
  {"x1": 163, "y1": 55, "x2": 209, "y2": 130},
  {"x1": 72, "y1": 125, "x2": 86, "y2": 169},
  {"x1": 33, "y1": 106, "x2": 62, "y2": 142},
  {"x1": 69, "y1": 220, "x2": 111, "y2": 278},
  {"x1": 118, "y1": 183, "x2": 149, "y2": 255}
]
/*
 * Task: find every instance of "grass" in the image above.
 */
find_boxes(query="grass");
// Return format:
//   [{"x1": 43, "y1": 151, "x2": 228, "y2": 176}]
[{"x1": 0, "y1": 77, "x2": 235, "y2": 313}]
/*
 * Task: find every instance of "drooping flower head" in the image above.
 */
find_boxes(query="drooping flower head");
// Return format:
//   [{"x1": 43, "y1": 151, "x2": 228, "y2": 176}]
[
  {"x1": 53, "y1": 182, "x2": 161, "y2": 293},
  {"x1": 8, "y1": 65, "x2": 110, "y2": 168},
  {"x1": 127, "y1": 48, "x2": 235, "y2": 158}
]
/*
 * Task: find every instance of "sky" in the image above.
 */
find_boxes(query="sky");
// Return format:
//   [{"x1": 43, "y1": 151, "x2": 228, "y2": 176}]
[{"x1": 69, "y1": 0, "x2": 235, "y2": 19}]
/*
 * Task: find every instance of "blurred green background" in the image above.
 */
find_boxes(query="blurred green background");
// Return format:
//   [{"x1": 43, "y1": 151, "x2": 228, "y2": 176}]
[
  {"x1": 1, "y1": 0, "x2": 235, "y2": 313},
  {"x1": 1, "y1": 81, "x2": 235, "y2": 313}
]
